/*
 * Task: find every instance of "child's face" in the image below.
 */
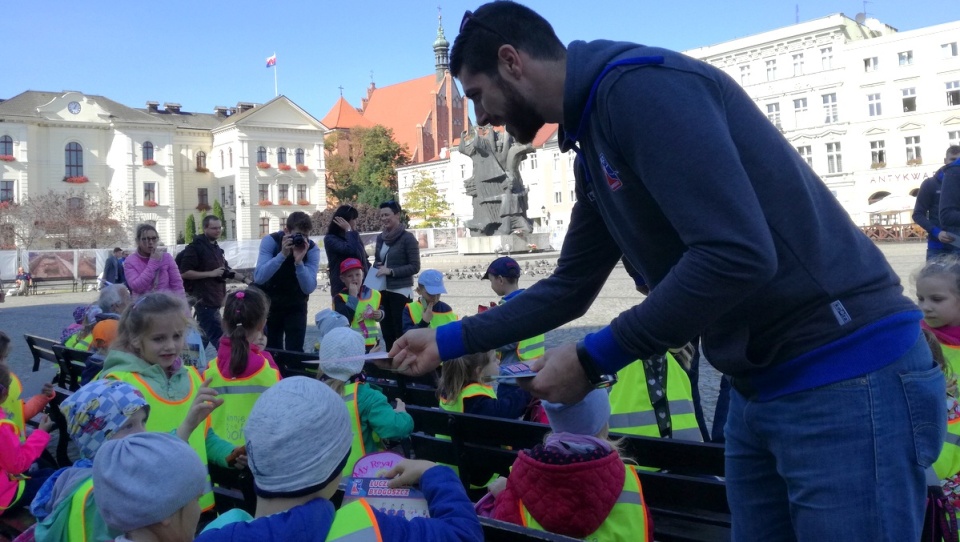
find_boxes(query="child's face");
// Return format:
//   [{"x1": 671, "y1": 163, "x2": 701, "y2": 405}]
[
  {"x1": 489, "y1": 275, "x2": 508, "y2": 297},
  {"x1": 111, "y1": 408, "x2": 147, "y2": 440},
  {"x1": 252, "y1": 330, "x2": 267, "y2": 350},
  {"x1": 342, "y1": 268, "x2": 363, "y2": 289},
  {"x1": 480, "y1": 351, "x2": 500, "y2": 381},
  {"x1": 134, "y1": 315, "x2": 187, "y2": 370},
  {"x1": 417, "y1": 286, "x2": 438, "y2": 305},
  {"x1": 917, "y1": 274, "x2": 960, "y2": 328}
]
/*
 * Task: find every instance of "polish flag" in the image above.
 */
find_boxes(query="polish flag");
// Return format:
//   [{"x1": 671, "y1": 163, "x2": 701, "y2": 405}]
[{"x1": 265, "y1": 54, "x2": 277, "y2": 68}]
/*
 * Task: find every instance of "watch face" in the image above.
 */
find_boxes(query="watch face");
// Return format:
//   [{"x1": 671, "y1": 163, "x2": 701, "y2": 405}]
[{"x1": 67, "y1": 101, "x2": 81, "y2": 114}]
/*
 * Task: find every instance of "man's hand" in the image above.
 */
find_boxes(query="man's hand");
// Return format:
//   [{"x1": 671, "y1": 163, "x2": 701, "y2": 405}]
[
  {"x1": 388, "y1": 328, "x2": 442, "y2": 376},
  {"x1": 280, "y1": 234, "x2": 294, "y2": 258},
  {"x1": 208, "y1": 267, "x2": 225, "y2": 279},
  {"x1": 519, "y1": 343, "x2": 593, "y2": 404},
  {"x1": 939, "y1": 231, "x2": 956, "y2": 244},
  {"x1": 293, "y1": 241, "x2": 308, "y2": 264},
  {"x1": 385, "y1": 459, "x2": 437, "y2": 488}
]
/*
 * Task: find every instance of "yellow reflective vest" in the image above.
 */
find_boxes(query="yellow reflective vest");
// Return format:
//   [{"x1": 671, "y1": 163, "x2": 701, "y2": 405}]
[
  {"x1": 338, "y1": 290, "x2": 382, "y2": 347},
  {"x1": 440, "y1": 382, "x2": 497, "y2": 413},
  {"x1": 326, "y1": 499, "x2": 382, "y2": 540},
  {"x1": 405, "y1": 301, "x2": 458, "y2": 329},
  {"x1": 342, "y1": 382, "x2": 368, "y2": 478},
  {"x1": 609, "y1": 353, "x2": 702, "y2": 442},
  {"x1": 0, "y1": 373, "x2": 24, "y2": 441},
  {"x1": 520, "y1": 465, "x2": 651, "y2": 542},
  {"x1": 203, "y1": 356, "x2": 280, "y2": 447},
  {"x1": 103, "y1": 367, "x2": 215, "y2": 511},
  {"x1": 66, "y1": 477, "x2": 95, "y2": 542}
]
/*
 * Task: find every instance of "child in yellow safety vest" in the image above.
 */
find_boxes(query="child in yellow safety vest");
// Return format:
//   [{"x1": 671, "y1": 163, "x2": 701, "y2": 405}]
[
  {"x1": 0, "y1": 332, "x2": 55, "y2": 448},
  {"x1": 99, "y1": 292, "x2": 247, "y2": 514},
  {"x1": 333, "y1": 258, "x2": 384, "y2": 352},
  {"x1": 401, "y1": 270, "x2": 458, "y2": 333},
  {"x1": 481, "y1": 257, "x2": 545, "y2": 365},
  {"x1": 437, "y1": 351, "x2": 532, "y2": 420},
  {"x1": 317, "y1": 327, "x2": 413, "y2": 477},
  {"x1": 486, "y1": 389, "x2": 653, "y2": 542},
  {"x1": 191, "y1": 377, "x2": 483, "y2": 541},
  {"x1": 203, "y1": 288, "x2": 281, "y2": 447},
  {"x1": 0, "y1": 364, "x2": 55, "y2": 515}
]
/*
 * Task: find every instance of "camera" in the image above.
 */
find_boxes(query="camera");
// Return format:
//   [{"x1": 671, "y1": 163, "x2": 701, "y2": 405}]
[
  {"x1": 291, "y1": 232, "x2": 307, "y2": 248},
  {"x1": 221, "y1": 266, "x2": 236, "y2": 280}
]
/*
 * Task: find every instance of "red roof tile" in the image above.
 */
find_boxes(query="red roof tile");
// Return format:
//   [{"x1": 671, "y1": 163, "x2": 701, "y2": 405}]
[
  {"x1": 321, "y1": 97, "x2": 373, "y2": 129},
  {"x1": 533, "y1": 123, "x2": 559, "y2": 148}
]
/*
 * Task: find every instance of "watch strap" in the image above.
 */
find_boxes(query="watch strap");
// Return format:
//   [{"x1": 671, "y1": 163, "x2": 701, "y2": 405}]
[{"x1": 575, "y1": 340, "x2": 605, "y2": 386}]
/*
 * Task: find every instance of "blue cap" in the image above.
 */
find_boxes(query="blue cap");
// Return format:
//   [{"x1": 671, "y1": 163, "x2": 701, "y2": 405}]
[
  {"x1": 417, "y1": 269, "x2": 446, "y2": 295},
  {"x1": 482, "y1": 256, "x2": 521, "y2": 280}
]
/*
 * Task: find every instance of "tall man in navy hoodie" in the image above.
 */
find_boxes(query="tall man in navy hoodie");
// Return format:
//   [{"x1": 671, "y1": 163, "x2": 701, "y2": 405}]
[
  {"x1": 913, "y1": 145, "x2": 960, "y2": 260},
  {"x1": 388, "y1": 3, "x2": 945, "y2": 540}
]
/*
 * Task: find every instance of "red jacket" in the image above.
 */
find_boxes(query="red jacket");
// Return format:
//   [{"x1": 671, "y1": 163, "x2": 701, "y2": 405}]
[{"x1": 493, "y1": 449, "x2": 626, "y2": 538}]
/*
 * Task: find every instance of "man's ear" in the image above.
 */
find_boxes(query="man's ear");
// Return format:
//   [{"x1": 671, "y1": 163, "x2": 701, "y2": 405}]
[{"x1": 497, "y1": 44, "x2": 523, "y2": 81}]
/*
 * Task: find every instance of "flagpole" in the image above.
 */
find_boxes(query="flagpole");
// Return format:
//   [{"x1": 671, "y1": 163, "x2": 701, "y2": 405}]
[{"x1": 273, "y1": 52, "x2": 278, "y2": 97}]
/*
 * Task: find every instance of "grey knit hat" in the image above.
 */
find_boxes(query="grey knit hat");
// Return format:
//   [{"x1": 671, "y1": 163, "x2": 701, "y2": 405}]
[
  {"x1": 543, "y1": 388, "x2": 611, "y2": 437},
  {"x1": 315, "y1": 308, "x2": 349, "y2": 340},
  {"x1": 245, "y1": 377, "x2": 352, "y2": 496},
  {"x1": 93, "y1": 432, "x2": 206, "y2": 532},
  {"x1": 318, "y1": 327, "x2": 366, "y2": 381}
]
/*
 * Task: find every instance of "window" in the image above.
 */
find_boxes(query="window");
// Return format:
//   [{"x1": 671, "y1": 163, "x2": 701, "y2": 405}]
[
  {"x1": 278, "y1": 184, "x2": 289, "y2": 201},
  {"x1": 902, "y1": 88, "x2": 917, "y2": 112},
  {"x1": 228, "y1": 186, "x2": 235, "y2": 206},
  {"x1": 529, "y1": 155, "x2": 538, "y2": 169},
  {"x1": 231, "y1": 220, "x2": 236, "y2": 240},
  {"x1": 65, "y1": 142, "x2": 83, "y2": 177},
  {"x1": 821, "y1": 47, "x2": 833, "y2": 70},
  {"x1": 868, "y1": 93, "x2": 882, "y2": 117},
  {"x1": 197, "y1": 188, "x2": 208, "y2": 206},
  {"x1": 570, "y1": 190, "x2": 575, "y2": 202},
  {"x1": 870, "y1": 140, "x2": 886, "y2": 165},
  {"x1": 553, "y1": 152, "x2": 559, "y2": 171},
  {"x1": 826, "y1": 142, "x2": 842, "y2": 173},
  {"x1": 905, "y1": 136, "x2": 922, "y2": 162},
  {"x1": 797, "y1": 145, "x2": 813, "y2": 166},
  {"x1": 766, "y1": 103, "x2": 781, "y2": 129},
  {"x1": 792, "y1": 53, "x2": 804, "y2": 77},
  {"x1": 740, "y1": 65, "x2": 751, "y2": 85},
  {"x1": 950, "y1": 130, "x2": 960, "y2": 146},
  {"x1": 258, "y1": 184, "x2": 269, "y2": 202},
  {"x1": 295, "y1": 148, "x2": 305, "y2": 165},
  {"x1": 460, "y1": 164, "x2": 466, "y2": 178},
  {"x1": 196, "y1": 151, "x2": 206, "y2": 170},
  {"x1": 863, "y1": 57, "x2": 878, "y2": 72},
  {"x1": 220, "y1": 186, "x2": 226, "y2": 204},
  {"x1": 143, "y1": 142, "x2": 154, "y2": 162},
  {"x1": 943, "y1": 42, "x2": 959, "y2": 58},
  {"x1": 229, "y1": 148, "x2": 233, "y2": 167},
  {"x1": 143, "y1": 182, "x2": 156, "y2": 203},
  {"x1": 220, "y1": 150, "x2": 224, "y2": 169},
  {"x1": 899, "y1": 51, "x2": 914, "y2": 66},
  {"x1": 277, "y1": 147, "x2": 287, "y2": 165},
  {"x1": 259, "y1": 217, "x2": 270, "y2": 237},
  {"x1": 0, "y1": 181, "x2": 13, "y2": 203},
  {"x1": 257, "y1": 146, "x2": 267, "y2": 163},
  {"x1": 822, "y1": 93, "x2": 838, "y2": 124},
  {"x1": 297, "y1": 184, "x2": 307, "y2": 201},
  {"x1": 947, "y1": 81, "x2": 960, "y2": 106},
  {"x1": 793, "y1": 98, "x2": 808, "y2": 125},
  {"x1": 765, "y1": 59, "x2": 777, "y2": 81},
  {"x1": 554, "y1": 191, "x2": 562, "y2": 203},
  {"x1": 0, "y1": 135, "x2": 12, "y2": 156}
]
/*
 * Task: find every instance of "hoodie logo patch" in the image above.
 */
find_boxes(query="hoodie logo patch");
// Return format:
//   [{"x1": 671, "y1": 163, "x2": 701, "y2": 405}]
[{"x1": 599, "y1": 153, "x2": 623, "y2": 191}]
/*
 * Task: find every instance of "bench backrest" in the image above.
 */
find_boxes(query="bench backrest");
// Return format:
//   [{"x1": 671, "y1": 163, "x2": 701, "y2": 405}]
[
  {"x1": 52, "y1": 345, "x2": 92, "y2": 392},
  {"x1": 24, "y1": 334, "x2": 60, "y2": 372}
]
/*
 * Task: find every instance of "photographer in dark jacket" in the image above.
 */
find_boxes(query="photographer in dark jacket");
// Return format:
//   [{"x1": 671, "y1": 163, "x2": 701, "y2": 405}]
[
  {"x1": 374, "y1": 200, "x2": 421, "y2": 349},
  {"x1": 254, "y1": 211, "x2": 321, "y2": 352},
  {"x1": 178, "y1": 216, "x2": 250, "y2": 348}
]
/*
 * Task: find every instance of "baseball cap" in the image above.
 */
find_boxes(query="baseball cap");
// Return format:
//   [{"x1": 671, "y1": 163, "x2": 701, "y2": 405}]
[
  {"x1": 339, "y1": 258, "x2": 363, "y2": 274},
  {"x1": 417, "y1": 269, "x2": 447, "y2": 295},
  {"x1": 482, "y1": 256, "x2": 521, "y2": 280}
]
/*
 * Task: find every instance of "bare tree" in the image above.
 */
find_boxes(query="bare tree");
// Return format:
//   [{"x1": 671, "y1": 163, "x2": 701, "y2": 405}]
[{"x1": 0, "y1": 188, "x2": 129, "y2": 249}]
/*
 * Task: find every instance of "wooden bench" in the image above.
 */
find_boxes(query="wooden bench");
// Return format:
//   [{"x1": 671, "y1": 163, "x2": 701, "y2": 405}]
[
  {"x1": 24, "y1": 334, "x2": 60, "y2": 372},
  {"x1": 29, "y1": 277, "x2": 79, "y2": 294},
  {"x1": 405, "y1": 405, "x2": 731, "y2": 542},
  {"x1": 51, "y1": 345, "x2": 92, "y2": 392}
]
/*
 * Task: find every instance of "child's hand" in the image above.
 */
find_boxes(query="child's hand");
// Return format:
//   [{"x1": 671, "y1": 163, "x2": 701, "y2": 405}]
[
  {"x1": 385, "y1": 459, "x2": 437, "y2": 488},
  {"x1": 487, "y1": 476, "x2": 508, "y2": 496},
  {"x1": 177, "y1": 378, "x2": 223, "y2": 441},
  {"x1": 227, "y1": 446, "x2": 248, "y2": 469},
  {"x1": 362, "y1": 305, "x2": 374, "y2": 319},
  {"x1": 348, "y1": 282, "x2": 360, "y2": 297},
  {"x1": 41, "y1": 382, "x2": 56, "y2": 398},
  {"x1": 38, "y1": 414, "x2": 55, "y2": 433},
  {"x1": 393, "y1": 398, "x2": 406, "y2": 413}
]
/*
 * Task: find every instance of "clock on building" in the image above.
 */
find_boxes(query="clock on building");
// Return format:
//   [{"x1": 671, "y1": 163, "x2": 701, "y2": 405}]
[{"x1": 67, "y1": 101, "x2": 81, "y2": 114}]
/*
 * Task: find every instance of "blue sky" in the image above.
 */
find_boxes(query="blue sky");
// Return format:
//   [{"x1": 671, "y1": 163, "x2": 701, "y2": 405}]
[{"x1": 5, "y1": 1, "x2": 957, "y2": 121}]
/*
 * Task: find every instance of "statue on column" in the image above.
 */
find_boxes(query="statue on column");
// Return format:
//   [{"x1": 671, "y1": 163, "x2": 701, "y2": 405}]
[{"x1": 459, "y1": 126, "x2": 534, "y2": 236}]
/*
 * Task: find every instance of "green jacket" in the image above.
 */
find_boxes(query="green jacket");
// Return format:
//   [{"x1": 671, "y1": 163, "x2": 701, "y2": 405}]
[
  {"x1": 357, "y1": 383, "x2": 414, "y2": 453},
  {"x1": 100, "y1": 350, "x2": 234, "y2": 467}
]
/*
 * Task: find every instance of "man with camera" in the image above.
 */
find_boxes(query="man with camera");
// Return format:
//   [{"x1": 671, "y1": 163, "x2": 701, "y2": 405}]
[
  {"x1": 253, "y1": 211, "x2": 321, "y2": 352},
  {"x1": 178, "y1": 215, "x2": 250, "y2": 348}
]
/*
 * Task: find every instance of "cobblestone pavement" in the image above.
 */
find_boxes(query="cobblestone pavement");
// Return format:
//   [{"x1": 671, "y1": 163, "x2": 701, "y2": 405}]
[{"x1": 0, "y1": 243, "x2": 929, "y2": 433}]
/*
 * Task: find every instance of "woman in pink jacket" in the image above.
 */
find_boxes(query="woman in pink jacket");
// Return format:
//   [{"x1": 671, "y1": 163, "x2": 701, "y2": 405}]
[{"x1": 123, "y1": 224, "x2": 185, "y2": 298}]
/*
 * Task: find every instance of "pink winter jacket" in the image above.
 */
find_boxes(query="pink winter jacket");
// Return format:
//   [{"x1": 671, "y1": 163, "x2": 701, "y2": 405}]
[
  {"x1": 0, "y1": 420, "x2": 49, "y2": 510},
  {"x1": 124, "y1": 252, "x2": 185, "y2": 297}
]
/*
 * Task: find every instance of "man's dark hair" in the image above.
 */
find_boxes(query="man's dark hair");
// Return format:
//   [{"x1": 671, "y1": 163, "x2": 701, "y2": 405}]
[
  {"x1": 450, "y1": 1, "x2": 565, "y2": 78},
  {"x1": 327, "y1": 204, "x2": 360, "y2": 236},
  {"x1": 113, "y1": 247, "x2": 122, "y2": 254},
  {"x1": 286, "y1": 211, "x2": 312, "y2": 233},
  {"x1": 379, "y1": 200, "x2": 402, "y2": 214},
  {"x1": 202, "y1": 215, "x2": 221, "y2": 228},
  {"x1": 948, "y1": 145, "x2": 960, "y2": 157}
]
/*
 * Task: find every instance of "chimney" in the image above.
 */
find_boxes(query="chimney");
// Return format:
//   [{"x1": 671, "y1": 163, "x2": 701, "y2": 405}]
[
  {"x1": 236, "y1": 102, "x2": 256, "y2": 114},
  {"x1": 213, "y1": 106, "x2": 229, "y2": 118},
  {"x1": 146, "y1": 101, "x2": 160, "y2": 113},
  {"x1": 163, "y1": 102, "x2": 182, "y2": 114}
]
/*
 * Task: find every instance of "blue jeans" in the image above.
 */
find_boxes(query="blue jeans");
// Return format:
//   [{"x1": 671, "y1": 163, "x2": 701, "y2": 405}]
[
  {"x1": 195, "y1": 304, "x2": 223, "y2": 349},
  {"x1": 726, "y1": 336, "x2": 945, "y2": 541}
]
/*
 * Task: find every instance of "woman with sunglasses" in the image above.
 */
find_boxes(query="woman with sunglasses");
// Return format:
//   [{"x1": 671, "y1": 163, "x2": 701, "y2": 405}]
[
  {"x1": 373, "y1": 200, "x2": 421, "y2": 350},
  {"x1": 324, "y1": 204, "x2": 369, "y2": 297},
  {"x1": 123, "y1": 223, "x2": 185, "y2": 298}
]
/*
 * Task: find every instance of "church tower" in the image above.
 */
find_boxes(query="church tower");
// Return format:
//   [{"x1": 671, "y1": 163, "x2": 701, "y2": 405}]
[{"x1": 434, "y1": 12, "x2": 450, "y2": 82}]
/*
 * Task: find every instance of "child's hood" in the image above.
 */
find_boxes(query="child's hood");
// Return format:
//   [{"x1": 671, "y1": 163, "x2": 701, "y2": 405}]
[{"x1": 102, "y1": 349, "x2": 156, "y2": 375}]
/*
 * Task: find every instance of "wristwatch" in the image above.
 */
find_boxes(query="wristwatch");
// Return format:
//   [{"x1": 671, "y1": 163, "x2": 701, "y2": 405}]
[{"x1": 575, "y1": 341, "x2": 618, "y2": 389}]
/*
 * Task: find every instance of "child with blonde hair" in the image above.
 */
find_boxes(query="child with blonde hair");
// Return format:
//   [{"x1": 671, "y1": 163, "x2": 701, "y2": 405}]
[
  {"x1": 437, "y1": 351, "x2": 531, "y2": 419},
  {"x1": 317, "y1": 327, "x2": 412, "y2": 476}
]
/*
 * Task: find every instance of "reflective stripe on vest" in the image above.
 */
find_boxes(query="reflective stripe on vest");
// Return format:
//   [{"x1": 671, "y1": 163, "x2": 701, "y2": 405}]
[
  {"x1": 342, "y1": 383, "x2": 366, "y2": 478},
  {"x1": 326, "y1": 498, "x2": 381, "y2": 541},
  {"x1": 66, "y1": 477, "x2": 95, "y2": 542},
  {"x1": 0, "y1": 373, "x2": 25, "y2": 441},
  {"x1": 104, "y1": 368, "x2": 216, "y2": 511},
  {"x1": 609, "y1": 353, "x2": 702, "y2": 442},
  {"x1": 516, "y1": 335, "x2": 545, "y2": 361},
  {"x1": 203, "y1": 357, "x2": 280, "y2": 447},
  {"x1": 339, "y1": 291, "x2": 382, "y2": 346},
  {"x1": 406, "y1": 301, "x2": 458, "y2": 329},
  {"x1": 520, "y1": 465, "x2": 650, "y2": 542},
  {"x1": 439, "y1": 382, "x2": 497, "y2": 413}
]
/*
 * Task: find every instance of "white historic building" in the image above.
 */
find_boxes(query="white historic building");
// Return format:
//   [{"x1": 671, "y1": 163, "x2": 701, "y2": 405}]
[
  {"x1": 0, "y1": 91, "x2": 327, "y2": 247},
  {"x1": 401, "y1": 13, "x2": 960, "y2": 233}
]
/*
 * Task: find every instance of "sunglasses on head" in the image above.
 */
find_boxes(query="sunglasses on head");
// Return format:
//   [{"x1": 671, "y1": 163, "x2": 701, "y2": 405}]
[{"x1": 459, "y1": 10, "x2": 510, "y2": 43}]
